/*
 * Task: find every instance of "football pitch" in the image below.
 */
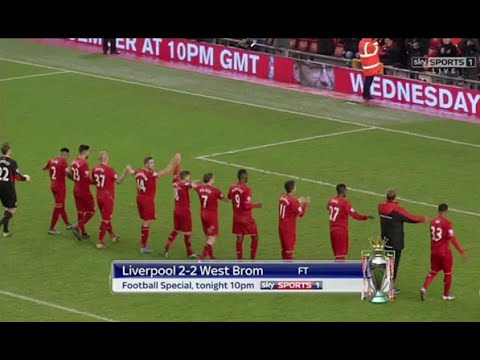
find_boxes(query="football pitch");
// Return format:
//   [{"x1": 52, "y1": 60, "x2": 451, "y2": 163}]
[{"x1": 1, "y1": 39, "x2": 479, "y2": 322}]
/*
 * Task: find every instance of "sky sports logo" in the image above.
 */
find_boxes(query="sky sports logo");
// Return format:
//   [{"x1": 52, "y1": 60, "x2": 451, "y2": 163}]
[
  {"x1": 411, "y1": 57, "x2": 477, "y2": 69},
  {"x1": 260, "y1": 281, "x2": 323, "y2": 290}
]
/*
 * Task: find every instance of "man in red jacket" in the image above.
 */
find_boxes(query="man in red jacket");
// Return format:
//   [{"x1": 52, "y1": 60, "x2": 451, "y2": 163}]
[{"x1": 378, "y1": 188, "x2": 427, "y2": 294}]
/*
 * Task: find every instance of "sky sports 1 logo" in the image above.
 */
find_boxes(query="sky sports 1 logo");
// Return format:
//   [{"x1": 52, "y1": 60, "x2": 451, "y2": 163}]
[
  {"x1": 260, "y1": 281, "x2": 323, "y2": 290},
  {"x1": 411, "y1": 57, "x2": 477, "y2": 69}
]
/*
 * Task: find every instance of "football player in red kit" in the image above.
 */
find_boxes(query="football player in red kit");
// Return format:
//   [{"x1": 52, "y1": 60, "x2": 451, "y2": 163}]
[
  {"x1": 70, "y1": 145, "x2": 96, "y2": 240},
  {"x1": 278, "y1": 180, "x2": 310, "y2": 260},
  {"x1": 193, "y1": 172, "x2": 229, "y2": 260},
  {"x1": 228, "y1": 169, "x2": 262, "y2": 260},
  {"x1": 43, "y1": 147, "x2": 73, "y2": 234},
  {"x1": 163, "y1": 159, "x2": 199, "y2": 259},
  {"x1": 126, "y1": 153, "x2": 180, "y2": 254},
  {"x1": 91, "y1": 151, "x2": 128, "y2": 249},
  {"x1": 421, "y1": 203, "x2": 468, "y2": 301},
  {"x1": 326, "y1": 184, "x2": 373, "y2": 260}
]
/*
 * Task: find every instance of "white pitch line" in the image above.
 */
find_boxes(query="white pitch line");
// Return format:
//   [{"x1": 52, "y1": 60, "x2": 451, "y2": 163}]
[
  {"x1": 0, "y1": 70, "x2": 71, "y2": 82},
  {"x1": 0, "y1": 289, "x2": 119, "y2": 322},
  {"x1": 197, "y1": 127, "x2": 376, "y2": 158},
  {"x1": 1, "y1": 56, "x2": 480, "y2": 150},
  {"x1": 197, "y1": 157, "x2": 480, "y2": 218}
]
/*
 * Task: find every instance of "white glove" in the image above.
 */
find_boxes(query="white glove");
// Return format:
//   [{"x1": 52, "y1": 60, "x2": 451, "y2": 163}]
[{"x1": 24, "y1": 174, "x2": 31, "y2": 182}]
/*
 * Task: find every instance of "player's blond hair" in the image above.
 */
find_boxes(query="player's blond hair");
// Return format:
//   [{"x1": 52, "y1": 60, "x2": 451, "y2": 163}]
[{"x1": 99, "y1": 150, "x2": 109, "y2": 162}]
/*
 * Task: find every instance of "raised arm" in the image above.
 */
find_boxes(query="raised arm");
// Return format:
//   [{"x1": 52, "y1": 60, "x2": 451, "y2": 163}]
[
  {"x1": 173, "y1": 163, "x2": 180, "y2": 178},
  {"x1": 116, "y1": 166, "x2": 130, "y2": 184},
  {"x1": 157, "y1": 153, "x2": 181, "y2": 178},
  {"x1": 125, "y1": 165, "x2": 135, "y2": 176}
]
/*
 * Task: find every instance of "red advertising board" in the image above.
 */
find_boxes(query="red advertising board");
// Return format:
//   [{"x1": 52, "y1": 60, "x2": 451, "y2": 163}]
[
  {"x1": 60, "y1": 39, "x2": 480, "y2": 119},
  {"x1": 334, "y1": 67, "x2": 480, "y2": 118},
  {"x1": 67, "y1": 38, "x2": 276, "y2": 78}
]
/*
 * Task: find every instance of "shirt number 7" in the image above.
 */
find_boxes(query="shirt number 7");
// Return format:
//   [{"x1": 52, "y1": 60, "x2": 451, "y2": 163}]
[{"x1": 201, "y1": 195, "x2": 208, "y2": 208}]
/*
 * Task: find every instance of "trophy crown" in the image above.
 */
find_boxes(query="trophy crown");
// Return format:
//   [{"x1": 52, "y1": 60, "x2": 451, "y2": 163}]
[{"x1": 369, "y1": 236, "x2": 387, "y2": 251}]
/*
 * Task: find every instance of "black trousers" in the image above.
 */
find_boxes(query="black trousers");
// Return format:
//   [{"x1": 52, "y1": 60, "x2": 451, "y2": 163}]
[
  {"x1": 102, "y1": 38, "x2": 117, "y2": 54},
  {"x1": 392, "y1": 248, "x2": 402, "y2": 281},
  {"x1": 362, "y1": 75, "x2": 375, "y2": 98}
]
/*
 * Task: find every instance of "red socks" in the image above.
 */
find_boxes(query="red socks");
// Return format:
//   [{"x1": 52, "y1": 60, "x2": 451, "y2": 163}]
[
  {"x1": 77, "y1": 211, "x2": 94, "y2": 234},
  {"x1": 77, "y1": 211, "x2": 83, "y2": 225},
  {"x1": 141, "y1": 225, "x2": 150, "y2": 248},
  {"x1": 184, "y1": 234, "x2": 193, "y2": 256},
  {"x1": 282, "y1": 250, "x2": 293, "y2": 261},
  {"x1": 60, "y1": 207, "x2": 69, "y2": 225},
  {"x1": 444, "y1": 273, "x2": 452, "y2": 297},
  {"x1": 106, "y1": 222, "x2": 115, "y2": 237},
  {"x1": 82, "y1": 212, "x2": 95, "y2": 228},
  {"x1": 99, "y1": 221, "x2": 108, "y2": 244},
  {"x1": 236, "y1": 240, "x2": 243, "y2": 260},
  {"x1": 423, "y1": 271, "x2": 438, "y2": 290},
  {"x1": 423, "y1": 271, "x2": 452, "y2": 297},
  {"x1": 165, "y1": 230, "x2": 178, "y2": 251},
  {"x1": 50, "y1": 208, "x2": 61, "y2": 229},
  {"x1": 200, "y1": 244, "x2": 214, "y2": 260},
  {"x1": 237, "y1": 236, "x2": 259, "y2": 260}
]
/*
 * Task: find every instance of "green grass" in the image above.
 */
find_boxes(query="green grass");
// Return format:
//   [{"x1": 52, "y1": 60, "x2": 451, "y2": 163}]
[{"x1": 0, "y1": 39, "x2": 479, "y2": 322}]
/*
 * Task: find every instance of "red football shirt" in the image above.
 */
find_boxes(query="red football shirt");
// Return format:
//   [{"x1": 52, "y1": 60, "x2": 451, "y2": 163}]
[
  {"x1": 173, "y1": 176, "x2": 192, "y2": 211},
  {"x1": 44, "y1": 157, "x2": 68, "y2": 190},
  {"x1": 228, "y1": 183, "x2": 256, "y2": 220},
  {"x1": 92, "y1": 164, "x2": 118, "y2": 198},
  {"x1": 278, "y1": 194, "x2": 305, "y2": 231},
  {"x1": 194, "y1": 184, "x2": 224, "y2": 214},
  {"x1": 71, "y1": 157, "x2": 92, "y2": 194},
  {"x1": 430, "y1": 215, "x2": 464, "y2": 255},
  {"x1": 327, "y1": 195, "x2": 368, "y2": 232},
  {"x1": 135, "y1": 169, "x2": 162, "y2": 198}
]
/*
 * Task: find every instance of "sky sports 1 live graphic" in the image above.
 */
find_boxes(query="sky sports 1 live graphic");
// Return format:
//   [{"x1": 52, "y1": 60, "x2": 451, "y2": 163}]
[
  {"x1": 110, "y1": 261, "x2": 363, "y2": 293},
  {"x1": 411, "y1": 57, "x2": 477, "y2": 69}
]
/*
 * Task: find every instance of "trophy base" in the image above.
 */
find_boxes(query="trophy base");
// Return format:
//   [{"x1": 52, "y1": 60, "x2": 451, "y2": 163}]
[{"x1": 370, "y1": 291, "x2": 389, "y2": 304}]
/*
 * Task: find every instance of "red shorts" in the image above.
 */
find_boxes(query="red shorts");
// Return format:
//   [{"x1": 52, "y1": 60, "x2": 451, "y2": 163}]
[
  {"x1": 278, "y1": 227, "x2": 296, "y2": 251},
  {"x1": 97, "y1": 195, "x2": 114, "y2": 221},
  {"x1": 330, "y1": 230, "x2": 349, "y2": 258},
  {"x1": 137, "y1": 196, "x2": 156, "y2": 221},
  {"x1": 174, "y1": 209, "x2": 192, "y2": 232},
  {"x1": 51, "y1": 187, "x2": 66, "y2": 206},
  {"x1": 201, "y1": 212, "x2": 219, "y2": 236},
  {"x1": 232, "y1": 216, "x2": 258, "y2": 236},
  {"x1": 431, "y1": 252, "x2": 453, "y2": 273},
  {"x1": 74, "y1": 191, "x2": 95, "y2": 213}
]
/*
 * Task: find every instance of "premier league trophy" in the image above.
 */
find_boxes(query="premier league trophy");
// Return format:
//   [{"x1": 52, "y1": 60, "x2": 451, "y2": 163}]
[{"x1": 361, "y1": 236, "x2": 395, "y2": 303}]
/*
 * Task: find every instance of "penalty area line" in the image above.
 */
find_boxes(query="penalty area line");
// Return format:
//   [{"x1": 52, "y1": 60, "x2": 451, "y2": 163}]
[
  {"x1": 196, "y1": 157, "x2": 480, "y2": 218},
  {"x1": 196, "y1": 127, "x2": 376, "y2": 158}
]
